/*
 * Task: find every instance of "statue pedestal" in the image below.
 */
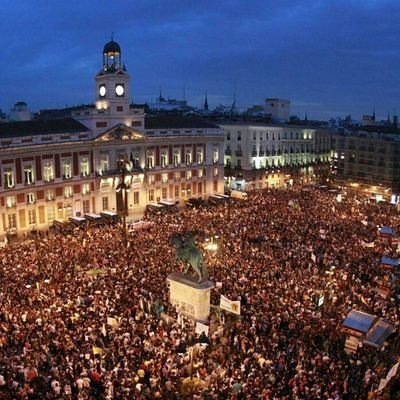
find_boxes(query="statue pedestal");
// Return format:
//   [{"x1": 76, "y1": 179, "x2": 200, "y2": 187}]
[{"x1": 167, "y1": 272, "x2": 213, "y2": 322}]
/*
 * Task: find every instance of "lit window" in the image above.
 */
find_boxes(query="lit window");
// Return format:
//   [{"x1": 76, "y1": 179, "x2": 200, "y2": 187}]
[
  {"x1": 213, "y1": 167, "x2": 219, "y2": 177},
  {"x1": 186, "y1": 170, "x2": 192, "y2": 180},
  {"x1": 64, "y1": 186, "x2": 73, "y2": 198},
  {"x1": 3, "y1": 167, "x2": 14, "y2": 189},
  {"x1": 27, "y1": 192, "x2": 35, "y2": 204},
  {"x1": 8, "y1": 214, "x2": 17, "y2": 229},
  {"x1": 6, "y1": 196, "x2": 16, "y2": 208},
  {"x1": 198, "y1": 169, "x2": 203, "y2": 178},
  {"x1": 99, "y1": 155, "x2": 109, "y2": 175},
  {"x1": 82, "y1": 183, "x2": 90, "y2": 195},
  {"x1": 24, "y1": 165, "x2": 35, "y2": 185},
  {"x1": 62, "y1": 160, "x2": 72, "y2": 179},
  {"x1": 47, "y1": 206, "x2": 55, "y2": 221},
  {"x1": 174, "y1": 172, "x2": 180, "y2": 182},
  {"x1": 173, "y1": 150, "x2": 180, "y2": 166},
  {"x1": 161, "y1": 151, "x2": 168, "y2": 168},
  {"x1": 46, "y1": 189, "x2": 55, "y2": 201},
  {"x1": 80, "y1": 157, "x2": 90, "y2": 177},
  {"x1": 213, "y1": 147, "x2": 219, "y2": 163},
  {"x1": 82, "y1": 200, "x2": 90, "y2": 214},
  {"x1": 43, "y1": 161, "x2": 54, "y2": 182},
  {"x1": 102, "y1": 196, "x2": 109, "y2": 210},
  {"x1": 28, "y1": 209, "x2": 36, "y2": 225},
  {"x1": 185, "y1": 150, "x2": 192, "y2": 165},
  {"x1": 131, "y1": 153, "x2": 140, "y2": 170},
  {"x1": 147, "y1": 152, "x2": 154, "y2": 169},
  {"x1": 197, "y1": 149, "x2": 203, "y2": 164},
  {"x1": 174, "y1": 186, "x2": 179, "y2": 198},
  {"x1": 148, "y1": 175, "x2": 155, "y2": 185},
  {"x1": 161, "y1": 173, "x2": 168, "y2": 183},
  {"x1": 148, "y1": 189, "x2": 155, "y2": 202}
]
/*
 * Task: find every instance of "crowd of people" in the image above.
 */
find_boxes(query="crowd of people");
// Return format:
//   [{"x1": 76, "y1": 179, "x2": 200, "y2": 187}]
[{"x1": 0, "y1": 186, "x2": 399, "y2": 399}]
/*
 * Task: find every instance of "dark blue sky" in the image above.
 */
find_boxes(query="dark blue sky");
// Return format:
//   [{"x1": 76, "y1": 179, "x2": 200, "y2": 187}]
[{"x1": 1, "y1": 0, "x2": 399, "y2": 120}]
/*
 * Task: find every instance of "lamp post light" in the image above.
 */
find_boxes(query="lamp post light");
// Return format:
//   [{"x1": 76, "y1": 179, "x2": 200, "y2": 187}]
[
  {"x1": 116, "y1": 159, "x2": 131, "y2": 248},
  {"x1": 205, "y1": 235, "x2": 219, "y2": 253}
]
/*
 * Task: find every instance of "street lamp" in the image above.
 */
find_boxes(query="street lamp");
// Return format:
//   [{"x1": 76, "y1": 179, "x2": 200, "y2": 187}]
[
  {"x1": 205, "y1": 235, "x2": 219, "y2": 252},
  {"x1": 116, "y1": 159, "x2": 131, "y2": 248}
]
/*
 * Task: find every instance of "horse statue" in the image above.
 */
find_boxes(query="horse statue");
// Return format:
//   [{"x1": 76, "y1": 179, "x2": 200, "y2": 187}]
[{"x1": 171, "y1": 234, "x2": 209, "y2": 282}]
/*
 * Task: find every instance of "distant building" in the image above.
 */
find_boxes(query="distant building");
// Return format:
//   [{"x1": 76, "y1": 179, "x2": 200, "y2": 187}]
[
  {"x1": 9, "y1": 101, "x2": 32, "y2": 122},
  {"x1": 146, "y1": 90, "x2": 192, "y2": 114},
  {"x1": 0, "y1": 109, "x2": 7, "y2": 122},
  {"x1": 246, "y1": 105, "x2": 265, "y2": 117},
  {"x1": 219, "y1": 121, "x2": 332, "y2": 191},
  {"x1": 333, "y1": 127, "x2": 400, "y2": 197},
  {"x1": 264, "y1": 98, "x2": 290, "y2": 122}
]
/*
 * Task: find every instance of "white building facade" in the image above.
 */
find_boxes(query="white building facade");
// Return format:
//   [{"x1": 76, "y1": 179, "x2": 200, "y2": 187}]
[{"x1": 220, "y1": 122, "x2": 332, "y2": 190}]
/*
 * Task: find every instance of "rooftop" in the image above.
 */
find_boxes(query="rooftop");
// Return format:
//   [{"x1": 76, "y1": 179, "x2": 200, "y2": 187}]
[
  {"x1": 0, "y1": 118, "x2": 89, "y2": 138},
  {"x1": 145, "y1": 116, "x2": 220, "y2": 130}
]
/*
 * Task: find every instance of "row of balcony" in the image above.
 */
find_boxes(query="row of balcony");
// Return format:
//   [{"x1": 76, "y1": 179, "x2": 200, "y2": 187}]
[
  {"x1": 225, "y1": 149, "x2": 329, "y2": 157},
  {"x1": 225, "y1": 159, "x2": 328, "y2": 172}
]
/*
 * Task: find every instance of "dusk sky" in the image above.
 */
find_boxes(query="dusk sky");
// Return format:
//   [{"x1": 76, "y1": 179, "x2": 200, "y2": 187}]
[{"x1": 1, "y1": 0, "x2": 399, "y2": 120}]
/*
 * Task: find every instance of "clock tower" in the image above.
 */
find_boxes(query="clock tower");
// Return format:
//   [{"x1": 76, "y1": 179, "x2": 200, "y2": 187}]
[
  {"x1": 95, "y1": 37, "x2": 130, "y2": 112},
  {"x1": 73, "y1": 38, "x2": 145, "y2": 133}
]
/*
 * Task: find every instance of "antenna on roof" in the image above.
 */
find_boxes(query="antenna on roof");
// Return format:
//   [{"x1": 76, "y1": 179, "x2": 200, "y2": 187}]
[{"x1": 232, "y1": 80, "x2": 236, "y2": 110}]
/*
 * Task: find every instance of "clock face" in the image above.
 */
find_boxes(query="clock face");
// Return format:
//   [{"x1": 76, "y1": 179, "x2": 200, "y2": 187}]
[
  {"x1": 99, "y1": 85, "x2": 106, "y2": 97},
  {"x1": 115, "y1": 84, "x2": 125, "y2": 96}
]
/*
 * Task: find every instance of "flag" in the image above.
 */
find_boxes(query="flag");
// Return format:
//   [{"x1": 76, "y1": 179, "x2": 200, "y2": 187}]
[
  {"x1": 220, "y1": 295, "x2": 241, "y2": 315},
  {"x1": 101, "y1": 323, "x2": 107, "y2": 337},
  {"x1": 92, "y1": 346, "x2": 103, "y2": 355}
]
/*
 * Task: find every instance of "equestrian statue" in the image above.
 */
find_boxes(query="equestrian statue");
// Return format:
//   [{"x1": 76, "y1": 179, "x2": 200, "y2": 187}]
[{"x1": 171, "y1": 234, "x2": 209, "y2": 282}]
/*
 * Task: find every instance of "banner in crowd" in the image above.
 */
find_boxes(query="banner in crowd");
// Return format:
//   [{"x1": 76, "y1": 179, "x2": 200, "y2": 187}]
[
  {"x1": 378, "y1": 362, "x2": 399, "y2": 391},
  {"x1": 220, "y1": 295, "x2": 241, "y2": 315},
  {"x1": 361, "y1": 240, "x2": 375, "y2": 248},
  {"x1": 195, "y1": 321, "x2": 209, "y2": 336}
]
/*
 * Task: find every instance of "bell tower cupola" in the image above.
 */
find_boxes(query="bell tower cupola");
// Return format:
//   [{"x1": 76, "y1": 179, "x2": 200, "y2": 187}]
[{"x1": 103, "y1": 34, "x2": 122, "y2": 72}]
